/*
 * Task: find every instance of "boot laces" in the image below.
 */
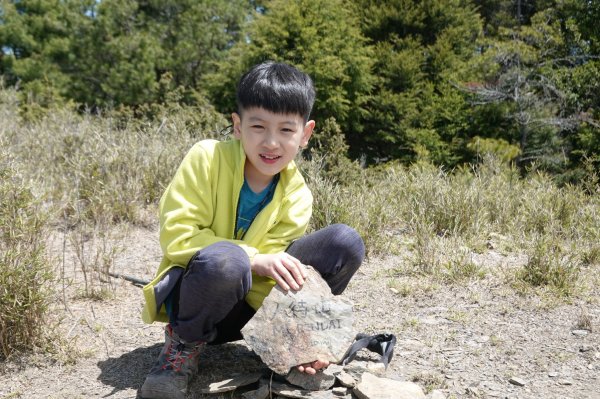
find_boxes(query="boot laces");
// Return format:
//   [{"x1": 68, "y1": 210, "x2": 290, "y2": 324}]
[{"x1": 162, "y1": 339, "x2": 201, "y2": 372}]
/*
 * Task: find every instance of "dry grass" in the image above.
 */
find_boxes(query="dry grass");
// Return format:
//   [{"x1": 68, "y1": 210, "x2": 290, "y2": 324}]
[
  {"x1": 0, "y1": 149, "x2": 54, "y2": 360},
  {"x1": 2, "y1": 85, "x2": 600, "y2": 361}
]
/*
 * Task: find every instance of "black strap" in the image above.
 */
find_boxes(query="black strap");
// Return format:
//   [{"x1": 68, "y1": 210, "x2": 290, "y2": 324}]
[{"x1": 340, "y1": 333, "x2": 396, "y2": 369}]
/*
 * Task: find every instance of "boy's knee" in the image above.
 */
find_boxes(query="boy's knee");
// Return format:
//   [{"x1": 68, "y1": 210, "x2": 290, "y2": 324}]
[
  {"x1": 328, "y1": 224, "x2": 365, "y2": 264},
  {"x1": 186, "y1": 242, "x2": 251, "y2": 281}
]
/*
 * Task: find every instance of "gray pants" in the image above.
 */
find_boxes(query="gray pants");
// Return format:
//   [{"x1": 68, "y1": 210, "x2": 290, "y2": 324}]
[{"x1": 167, "y1": 224, "x2": 365, "y2": 343}]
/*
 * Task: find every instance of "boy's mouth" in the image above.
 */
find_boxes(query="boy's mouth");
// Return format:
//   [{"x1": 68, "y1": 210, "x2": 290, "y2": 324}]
[{"x1": 260, "y1": 154, "x2": 281, "y2": 163}]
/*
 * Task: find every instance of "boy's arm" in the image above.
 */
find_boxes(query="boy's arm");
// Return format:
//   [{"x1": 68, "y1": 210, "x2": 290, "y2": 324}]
[{"x1": 159, "y1": 143, "x2": 259, "y2": 267}]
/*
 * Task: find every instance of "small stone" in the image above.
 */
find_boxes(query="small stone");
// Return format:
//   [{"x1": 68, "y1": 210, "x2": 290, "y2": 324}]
[
  {"x1": 242, "y1": 384, "x2": 270, "y2": 399},
  {"x1": 199, "y1": 372, "x2": 263, "y2": 393},
  {"x1": 571, "y1": 329, "x2": 589, "y2": 337},
  {"x1": 332, "y1": 387, "x2": 348, "y2": 396},
  {"x1": 353, "y1": 372, "x2": 425, "y2": 399},
  {"x1": 286, "y1": 367, "x2": 336, "y2": 391},
  {"x1": 390, "y1": 288, "x2": 399, "y2": 294},
  {"x1": 327, "y1": 364, "x2": 344, "y2": 374},
  {"x1": 580, "y1": 344, "x2": 593, "y2": 352},
  {"x1": 367, "y1": 361, "x2": 386, "y2": 374},
  {"x1": 343, "y1": 360, "x2": 386, "y2": 379},
  {"x1": 547, "y1": 371, "x2": 559, "y2": 378},
  {"x1": 270, "y1": 380, "x2": 335, "y2": 399},
  {"x1": 558, "y1": 379, "x2": 573, "y2": 386},
  {"x1": 336, "y1": 370, "x2": 357, "y2": 387},
  {"x1": 476, "y1": 335, "x2": 490, "y2": 343},
  {"x1": 242, "y1": 267, "x2": 355, "y2": 375},
  {"x1": 465, "y1": 387, "x2": 480, "y2": 396},
  {"x1": 428, "y1": 389, "x2": 447, "y2": 399},
  {"x1": 508, "y1": 377, "x2": 526, "y2": 387}
]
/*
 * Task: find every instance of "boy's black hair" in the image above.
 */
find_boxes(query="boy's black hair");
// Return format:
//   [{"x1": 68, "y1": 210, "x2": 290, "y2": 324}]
[{"x1": 236, "y1": 61, "x2": 315, "y2": 121}]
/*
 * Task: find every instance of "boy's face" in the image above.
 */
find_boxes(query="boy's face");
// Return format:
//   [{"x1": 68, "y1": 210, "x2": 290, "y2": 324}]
[{"x1": 232, "y1": 107, "x2": 314, "y2": 188}]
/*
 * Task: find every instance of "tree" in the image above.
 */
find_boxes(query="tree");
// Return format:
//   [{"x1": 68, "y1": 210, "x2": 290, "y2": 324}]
[
  {"x1": 69, "y1": 0, "x2": 250, "y2": 109},
  {"x1": 0, "y1": 0, "x2": 93, "y2": 108},
  {"x1": 206, "y1": 0, "x2": 374, "y2": 146},
  {"x1": 353, "y1": 0, "x2": 483, "y2": 164},
  {"x1": 463, "y1": 6, "x2": 600, "y2": 173},
  {"x1": 0, "y1": 0, "x2": 250, "y2": 110}
]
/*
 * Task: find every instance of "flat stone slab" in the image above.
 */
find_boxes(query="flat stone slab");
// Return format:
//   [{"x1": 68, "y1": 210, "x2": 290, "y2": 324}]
[
  {"x1": 242, "y1": 384, "x2": 270, "y2": 399},
  {"x1": 198, "y1": 372, "x2": 263, "y2": 393},
  {"x1": 270, "y1": 380, "x2": 339, "y2": 399},
  {"x1": 242, "y1": 266, "x2": 355, "y2": 374},
  {"x1": 354, "y1": 372, "x2": 425, "y2": 399}
]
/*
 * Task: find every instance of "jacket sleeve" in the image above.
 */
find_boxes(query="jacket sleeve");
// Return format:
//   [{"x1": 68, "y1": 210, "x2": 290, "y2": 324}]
[
  {"x1": 260, "y1": 183, "x2": 313, "y2": 255},
  {"x1": 158, "y1": 143, "x2": 259, "y2": 267}
]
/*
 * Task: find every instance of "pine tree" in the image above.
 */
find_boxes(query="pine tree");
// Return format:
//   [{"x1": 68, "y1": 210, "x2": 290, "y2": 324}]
[
  {"x1": 1, "y1": 0, "x2": 250, "y2": 110},
  {"x1": 353, "y1": 0, "x2": 483, "y2": 164},
  {"x1": 206, "y1": 0, "x2": 374, "y2": 147},
  {"x1": 0, "y1": 0, "x2": 93, "y2": 109},
  {"x1": 463, "y1": 5, "x2": 600, "y2": 173}
]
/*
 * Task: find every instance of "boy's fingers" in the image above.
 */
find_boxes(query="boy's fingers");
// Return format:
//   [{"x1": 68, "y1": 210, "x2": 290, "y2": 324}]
[
  {"x1": 285, "y1": 254, "x2": 308, "y2": 278},
  {"x1": 275, "y1": 263, "x2": 299, "y2": 291},
  {"x1": 312, "y1": 360, "x2": 329, "y2": 370},
  {"x1": 300, "y1": 365, "x2": 317, "y2": 374},
  {"x1": 284, "y1": 260, "x2": 305, "y2": 287},
  {"x1": 272, "y1": 270, "x2": 290, "y2": 291}
]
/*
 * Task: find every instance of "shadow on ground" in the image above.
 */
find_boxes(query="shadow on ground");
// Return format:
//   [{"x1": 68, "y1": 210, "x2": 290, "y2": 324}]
[
  {"x1": 97, "y1": 341, "x2": 267, "y2": 398},
  {"x1": 97, "y1": 343, "x2": 161, "y2": 397}
]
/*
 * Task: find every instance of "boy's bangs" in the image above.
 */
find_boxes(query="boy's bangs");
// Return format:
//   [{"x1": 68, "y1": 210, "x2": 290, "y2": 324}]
[
  {"x1": 236, "y1": 62, "x2": 315, "y2": 120},
  {"x1": 240, "y1": 79, "x2": 311, "y2": 118}
]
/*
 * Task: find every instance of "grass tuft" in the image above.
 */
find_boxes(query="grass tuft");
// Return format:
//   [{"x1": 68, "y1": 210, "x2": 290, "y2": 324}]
[
  {"x1": 517, "y1": 236, "x2": 581, "y2": 296},
  {"x1": 0, "y1": 150, "x2": 54, "y2": 360}
]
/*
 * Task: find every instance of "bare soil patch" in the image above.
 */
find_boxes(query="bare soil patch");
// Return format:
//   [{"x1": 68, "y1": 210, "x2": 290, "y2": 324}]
[{"x1": 1, "y1": 225, "x2": 598, "y2": 398}]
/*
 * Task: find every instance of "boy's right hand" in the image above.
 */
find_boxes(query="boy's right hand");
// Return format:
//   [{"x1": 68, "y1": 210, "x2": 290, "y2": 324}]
[{"x1": 251, "y1": 253, "x2": 307, "y2": 291}]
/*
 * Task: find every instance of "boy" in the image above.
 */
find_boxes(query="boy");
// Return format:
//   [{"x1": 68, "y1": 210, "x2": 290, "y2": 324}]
[{"x1": 140, "y1": 61, "x2": 365, "y2": 399}]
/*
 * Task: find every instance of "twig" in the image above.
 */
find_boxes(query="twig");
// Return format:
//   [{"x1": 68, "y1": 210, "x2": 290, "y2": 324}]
[
  {"x1": 67, "y1": 316, "x2": 83, "y2": 339},
  {"x1": 106, "y1": 271, "x2": 150, "y2": 287}
]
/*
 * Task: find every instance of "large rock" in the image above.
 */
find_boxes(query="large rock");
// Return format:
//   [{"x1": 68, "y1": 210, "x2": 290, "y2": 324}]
[
  {"x1": 242, "y1": 266, "x2": 355, "y2": 374},
  {"x1": 354, "y1": 372, "x2": 426, "y2": 399}
]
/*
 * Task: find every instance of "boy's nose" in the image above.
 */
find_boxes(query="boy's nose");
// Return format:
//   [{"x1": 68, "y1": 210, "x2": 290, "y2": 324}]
[{"x1": 263, "y1": 132, "x2": 278, "y2": 148}]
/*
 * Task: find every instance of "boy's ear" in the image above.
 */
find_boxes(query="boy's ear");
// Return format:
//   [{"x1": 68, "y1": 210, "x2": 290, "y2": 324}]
[
  {"x1": 301, "y1": 120, "x2": 315, "y2": 148},
  {"x1": 232, "y1": 112, "x2": 242, "y2": 138}
]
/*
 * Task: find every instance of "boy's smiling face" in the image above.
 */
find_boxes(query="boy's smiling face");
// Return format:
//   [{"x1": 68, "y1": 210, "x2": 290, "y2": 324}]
[{"x1": 233, "y1": 107, "x2": 314, "y2": 191}]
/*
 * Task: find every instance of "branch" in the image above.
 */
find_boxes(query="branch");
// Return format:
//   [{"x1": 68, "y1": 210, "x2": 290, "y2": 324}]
[{"x1": 579, "y1": 113, "x2": 600, "y2": 129}]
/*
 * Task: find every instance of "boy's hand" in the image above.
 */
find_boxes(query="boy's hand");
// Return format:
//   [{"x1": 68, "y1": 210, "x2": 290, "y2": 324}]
[
  {"x1": 251, "y1": 253, "x2": 307, "y2": 291},
  {"x1": 296, "y1": 360, "x2": 330, "y2": 374}
]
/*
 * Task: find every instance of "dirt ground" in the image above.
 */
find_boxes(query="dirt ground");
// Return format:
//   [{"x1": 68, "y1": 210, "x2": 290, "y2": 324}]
[{"x1": 1, "y1": 225, "x2": 598, "y2": 399}]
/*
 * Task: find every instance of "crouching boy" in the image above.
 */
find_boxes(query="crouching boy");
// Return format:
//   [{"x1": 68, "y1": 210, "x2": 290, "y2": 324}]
[{"x1": 140, "y1": 61, "x2": 365, "y2": 399}]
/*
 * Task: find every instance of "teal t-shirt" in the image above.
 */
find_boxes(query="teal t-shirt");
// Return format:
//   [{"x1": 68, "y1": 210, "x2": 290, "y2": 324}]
[{"x1": 235, "y1": 174, "x2": 279, "y2": 240}]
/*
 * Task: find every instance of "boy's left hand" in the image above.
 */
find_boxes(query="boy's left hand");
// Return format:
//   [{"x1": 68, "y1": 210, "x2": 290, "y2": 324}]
[{"x1": 296, "y1": 359, "x2": 330, "y2": 374}]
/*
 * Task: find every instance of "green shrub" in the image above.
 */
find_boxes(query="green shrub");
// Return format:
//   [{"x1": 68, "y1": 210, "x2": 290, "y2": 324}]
[
  {"x1": 517, "y1": 236, "x2": 581, "y2": 296},
  {"x1": 0, "y1": 152, "x2": 54, "y2": 360}
]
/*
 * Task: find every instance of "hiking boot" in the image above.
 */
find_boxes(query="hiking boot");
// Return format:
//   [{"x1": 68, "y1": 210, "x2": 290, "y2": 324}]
[{"x1": 140, "y1": 324, "x2": 205, "y2": 399}]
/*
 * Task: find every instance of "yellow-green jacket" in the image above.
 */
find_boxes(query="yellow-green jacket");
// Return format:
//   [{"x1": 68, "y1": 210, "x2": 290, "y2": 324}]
[{"x1": 141, "y1": 139, "x2": 313, "y2": 323}]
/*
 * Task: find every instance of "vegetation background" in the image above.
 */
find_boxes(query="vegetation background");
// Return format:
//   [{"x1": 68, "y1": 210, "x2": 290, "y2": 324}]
[{"x1": 0, "y1": 1, "x2": 599, "y2": 398}]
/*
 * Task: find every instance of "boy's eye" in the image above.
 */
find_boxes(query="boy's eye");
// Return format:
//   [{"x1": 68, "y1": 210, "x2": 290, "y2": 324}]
[
  {"x1": 282, "y1": 128, "x2": 293, "y2": 133},
  {"x1": 251, "y1": 125, "x2": 264, "y2": 130}
]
